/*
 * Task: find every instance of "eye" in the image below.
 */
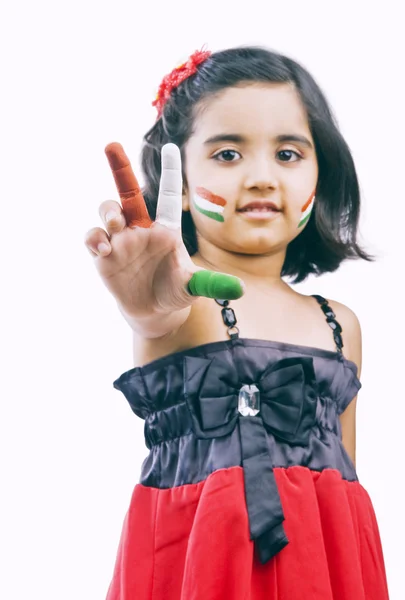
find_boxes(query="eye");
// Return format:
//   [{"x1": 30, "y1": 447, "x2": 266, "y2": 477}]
[
  {"x1": 212, "y1": 149, "x2": 242, "y2": 162},
  {"x1": 277, "y1": 149, "x2": 302, "y2": 162}
]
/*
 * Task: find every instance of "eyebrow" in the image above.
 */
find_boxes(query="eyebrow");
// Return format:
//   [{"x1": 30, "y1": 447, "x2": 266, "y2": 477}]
[{"x1": 203, "y1": 133, "x2": 313, "y2": 148}]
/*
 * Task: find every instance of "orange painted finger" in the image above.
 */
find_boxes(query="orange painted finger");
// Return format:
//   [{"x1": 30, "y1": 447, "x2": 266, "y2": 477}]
[{"x1": 104, "y1": 142, "x2": 153, "y2": 228}]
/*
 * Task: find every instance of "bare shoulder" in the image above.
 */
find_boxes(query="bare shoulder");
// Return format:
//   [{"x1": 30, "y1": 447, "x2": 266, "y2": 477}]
[
  {"x1": 326, "y1": 299, "x2": 361, "y2": 465},
  {"x1": 327, "y1": 298, "x2": 362, "y2": 334},
  {"x1": 326, "y1": 298, "x2": 362, "y2": 375}
]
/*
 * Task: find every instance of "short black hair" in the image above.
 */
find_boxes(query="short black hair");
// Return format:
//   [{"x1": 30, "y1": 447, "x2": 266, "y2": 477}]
[{"x1": 140, "y1": 45, "x2": 372, "y2": 283}]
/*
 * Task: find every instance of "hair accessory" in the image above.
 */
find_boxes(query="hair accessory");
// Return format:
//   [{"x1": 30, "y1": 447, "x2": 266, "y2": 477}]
[{"x1": 152, "y1": 47, "x2": 211, "y2": 117}]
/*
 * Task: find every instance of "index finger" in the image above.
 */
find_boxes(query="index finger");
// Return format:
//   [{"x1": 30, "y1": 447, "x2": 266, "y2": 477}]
[{"x1": 104, "y1": 142, "x2": 152, "y2": 228}]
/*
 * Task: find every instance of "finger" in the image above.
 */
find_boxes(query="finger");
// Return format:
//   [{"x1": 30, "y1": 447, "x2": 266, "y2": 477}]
[
  {"x1": 99, "y1": 200, "x2": 126, "y2": 235},
  {"x1": 187, "y1": 271, "x2": 245, "y2": 300},
  {"x1": 155, "y1": 144, "x2": 183, "y2": 229},
  {"x1": 84, "y1": 227, "x2": 112, "y2": 257},
  {"x1": 105, "y1": 142, "x2": 152, "y2": 228}
]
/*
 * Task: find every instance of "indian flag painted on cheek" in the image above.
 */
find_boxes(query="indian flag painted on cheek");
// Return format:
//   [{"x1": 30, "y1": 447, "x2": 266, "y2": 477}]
[
  {"x1": 298, "y1": 194, "x2": 315, "y2": 228},
  {"x1": 193, "y1": 187, "x2": 227, "y2": 222}
]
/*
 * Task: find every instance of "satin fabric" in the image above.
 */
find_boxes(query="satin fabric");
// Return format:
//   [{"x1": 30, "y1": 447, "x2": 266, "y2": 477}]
[
  {"x1": 106, "y1": 467, "x2": 389, "y2": 600},
  {"x1": 107, "y1": 338, "x2": 389, "y2": 599}
]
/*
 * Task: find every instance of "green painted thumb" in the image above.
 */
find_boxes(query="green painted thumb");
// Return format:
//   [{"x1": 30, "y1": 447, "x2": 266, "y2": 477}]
[{"x1": 187, "y1": 270, "x2": 245, "y2": 300}]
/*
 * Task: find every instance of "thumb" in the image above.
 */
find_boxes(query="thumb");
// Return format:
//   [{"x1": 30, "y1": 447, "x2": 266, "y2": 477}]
[{"x1": 187, "y1": 270, "x2": 245, "y2": 300}]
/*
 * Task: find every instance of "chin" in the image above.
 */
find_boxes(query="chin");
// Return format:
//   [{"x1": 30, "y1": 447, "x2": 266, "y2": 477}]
[{"x1": 225, "y1": 231, "x2": 286, "y2": 255}]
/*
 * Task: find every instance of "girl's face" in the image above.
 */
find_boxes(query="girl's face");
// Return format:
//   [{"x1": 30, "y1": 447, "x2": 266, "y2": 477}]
[{"x1": 182, "y1": 83, "x2": 318, "y2": 256}]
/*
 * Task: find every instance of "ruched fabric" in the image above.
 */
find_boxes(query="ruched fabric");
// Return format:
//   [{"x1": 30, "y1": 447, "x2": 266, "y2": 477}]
[{"x1": 106, "y1": 338, "x2": 389, "y2": 599}]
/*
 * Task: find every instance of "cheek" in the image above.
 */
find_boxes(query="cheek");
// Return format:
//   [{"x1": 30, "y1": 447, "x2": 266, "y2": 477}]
[
  {"x1": 189, "y1": 205, "x2": 231, "y2": 249},
  {"x1": 297, "y1": 191, "x2": 316, "y2": 228},
  {"x1": 286, "y1": 163, "x2": 318, "y2": 227},
  {"x1": 191, "y1": 186, "x2": 229, "y2": 224}
]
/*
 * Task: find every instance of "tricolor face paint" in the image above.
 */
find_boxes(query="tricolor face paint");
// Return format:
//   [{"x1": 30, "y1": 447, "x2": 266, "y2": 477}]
[
  {"x1": 298, "y1": 193, "x2": 315, "y2": 228},
  {"x1": 193, "y1": 187, "x2": 227, "y2": 222}
]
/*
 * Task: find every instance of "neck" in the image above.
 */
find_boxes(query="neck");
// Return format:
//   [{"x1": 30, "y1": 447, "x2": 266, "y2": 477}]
[{"x1": 192, "y1": 239, "x2": 288, "y2": 290}]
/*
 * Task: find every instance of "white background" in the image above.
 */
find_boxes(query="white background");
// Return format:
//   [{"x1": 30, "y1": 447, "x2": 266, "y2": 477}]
[{"x1": 1, "y1": 1, "x2": 403, "y2": 598}]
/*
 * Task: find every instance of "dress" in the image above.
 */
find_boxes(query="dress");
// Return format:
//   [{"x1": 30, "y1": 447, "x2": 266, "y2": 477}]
[{"x1": 106, "y1": 295, "x2": 389, "y2": 599}]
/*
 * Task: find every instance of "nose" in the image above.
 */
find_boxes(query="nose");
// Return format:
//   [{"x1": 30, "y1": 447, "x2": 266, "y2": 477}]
[{"x1": 243, "y1": 156, "x2": 278, "y2": 191}]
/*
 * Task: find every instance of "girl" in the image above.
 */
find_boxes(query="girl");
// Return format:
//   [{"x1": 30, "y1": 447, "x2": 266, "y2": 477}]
[{"x1": 85, "y1": 46, "x2": 389, "y2": 599}]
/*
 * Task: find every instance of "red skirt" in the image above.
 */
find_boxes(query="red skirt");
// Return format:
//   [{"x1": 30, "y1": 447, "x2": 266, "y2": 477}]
[{"x1": 105, "y1": 465, "x2": 389, "y2": 599}]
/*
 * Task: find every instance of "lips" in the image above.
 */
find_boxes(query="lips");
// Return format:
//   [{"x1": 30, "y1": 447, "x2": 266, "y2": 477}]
[{"x1": 237, "y1": 202, "x2": 281, "y2": 212}]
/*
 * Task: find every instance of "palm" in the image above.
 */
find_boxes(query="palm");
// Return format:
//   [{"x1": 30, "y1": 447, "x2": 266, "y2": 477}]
[{"x1": 97, "y1": 221, "x2": 194, "y2": 315}]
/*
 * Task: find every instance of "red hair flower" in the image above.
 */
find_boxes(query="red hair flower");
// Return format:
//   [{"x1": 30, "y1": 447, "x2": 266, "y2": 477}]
[{"x1": 152, "y1": 47, "x2": 211, "y2": 118}]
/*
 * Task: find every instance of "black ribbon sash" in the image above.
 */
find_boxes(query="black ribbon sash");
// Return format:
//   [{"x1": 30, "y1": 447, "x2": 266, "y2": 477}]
[{"x1": 184, "y1": 355, "x2": 318, "y2": 564}]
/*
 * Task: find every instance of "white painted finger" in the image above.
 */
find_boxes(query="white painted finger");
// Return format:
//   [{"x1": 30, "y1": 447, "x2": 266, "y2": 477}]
[{"x1": 155, "y1": 143, "x2": 183, "y2": 229}]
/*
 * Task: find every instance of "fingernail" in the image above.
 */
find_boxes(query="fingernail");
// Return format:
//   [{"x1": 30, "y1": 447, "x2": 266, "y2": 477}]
[
  {"x1": 97, "y1": 242, "x2": 111, "y2": 255},
  {"x1": 106, "y1": 210, "x2": 117, "y2": 223}
]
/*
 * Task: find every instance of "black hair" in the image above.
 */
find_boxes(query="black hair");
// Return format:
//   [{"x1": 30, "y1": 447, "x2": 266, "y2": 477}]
[{"x1": 140, "y1": 46, "x2": 372, "y2": 283}]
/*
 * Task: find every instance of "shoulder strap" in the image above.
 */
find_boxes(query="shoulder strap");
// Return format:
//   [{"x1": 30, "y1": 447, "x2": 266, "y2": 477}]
[
  {"x1": 215, "y1": 295, "x2": 344, "y2": 351},
  {"x1": 312, "y1": 295, "x2": 344, "y2": 353},
  {"x1": 215, "y1": 299, "x2": 240, "y2": 339}
]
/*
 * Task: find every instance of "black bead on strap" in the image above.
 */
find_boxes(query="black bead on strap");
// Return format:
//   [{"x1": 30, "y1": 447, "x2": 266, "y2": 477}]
[
  {"x1": 215, "y1": 299, "x2": 240, "y2": 339},
  {"x1": 312, "y1": 295, "x2": 344, "y2": 353}
]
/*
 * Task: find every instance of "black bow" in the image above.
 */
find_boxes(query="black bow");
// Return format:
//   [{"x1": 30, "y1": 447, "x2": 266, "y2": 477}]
[{"x1": 184, "y1": 355, "x2": 318, "y2": 563}]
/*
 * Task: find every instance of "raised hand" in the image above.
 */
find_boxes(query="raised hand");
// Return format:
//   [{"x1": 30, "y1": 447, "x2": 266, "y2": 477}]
[{"x1": 84, "y1": 142, "x2": 244, "y2": 330}]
